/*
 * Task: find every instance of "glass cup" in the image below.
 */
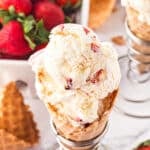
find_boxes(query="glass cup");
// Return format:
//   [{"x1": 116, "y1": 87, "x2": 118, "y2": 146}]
[
  {"x1": 115, "y1": 20, "x2": 150, "y2": 119},
  {"x1": 50, "y1": 121, "x2": 109, "y2": 150}
]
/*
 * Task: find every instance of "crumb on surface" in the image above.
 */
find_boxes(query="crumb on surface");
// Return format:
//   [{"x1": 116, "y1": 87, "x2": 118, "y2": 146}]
[
  {"x1": 112, "y1": 6, "x2": 118, "y2": 13},
  {"x1": 111, "y1": 35, "x2": 126, "y2": 46}
]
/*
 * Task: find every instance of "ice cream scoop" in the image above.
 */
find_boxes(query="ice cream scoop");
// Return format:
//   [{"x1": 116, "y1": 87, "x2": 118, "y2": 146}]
[
  {"x1": 30, "y1": 23, "x2": 121, "y2": 127},
  {"x1": 122, "y1": 0, "x2": 150, "y2": 25}
]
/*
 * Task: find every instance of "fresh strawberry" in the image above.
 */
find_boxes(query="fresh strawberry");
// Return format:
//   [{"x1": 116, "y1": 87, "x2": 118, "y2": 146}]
[
  {"x1": 137, "y1": 146, "x2": 150, "y2": 150},
  {"x1": 35, "y1": 43, "x2": 48, "y2": 51},
  {"x1": 33, "y1": 1, "x2": 64, "y2": 30},
  {"x1": 55, "y1": 0, "x2": 81, "y2": 14},
  {"x1": 0, "y1": 0, "x2": 32, "y2": 15},
  {"x1": 56, "y1": 0, "x2": 79, "y2": 6},
  {"x1": 137, "y1": 140, "x2": 150, "y2": 150},
  {"x1": 0, "y1": 21, "x2": 32, "y2": 58}
]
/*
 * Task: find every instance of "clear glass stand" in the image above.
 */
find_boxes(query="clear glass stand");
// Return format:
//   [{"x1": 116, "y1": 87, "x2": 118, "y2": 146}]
[
  {"x1": 119, "y1": 55, "x2": 150, "y2": 101},
  {"x1": 115, "y1": 21, "x2": 150, "y2": 119},
  {"x1": 50, "y1": 121, "x2": 109, "y2": 150}
]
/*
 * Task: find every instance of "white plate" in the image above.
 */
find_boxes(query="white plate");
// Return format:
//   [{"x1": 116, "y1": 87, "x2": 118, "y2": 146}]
[{"x1": 0, "y1": 59, "x2": 37, "y2": 97}]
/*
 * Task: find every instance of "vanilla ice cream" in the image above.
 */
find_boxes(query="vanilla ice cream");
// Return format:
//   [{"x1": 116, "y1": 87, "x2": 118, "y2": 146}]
[
  {"x1": 122, "y1": 0, "x2": 150, "y2": 25},
  {"x1": 30, "y1": 24, "x2": 121, "y2": 126}
]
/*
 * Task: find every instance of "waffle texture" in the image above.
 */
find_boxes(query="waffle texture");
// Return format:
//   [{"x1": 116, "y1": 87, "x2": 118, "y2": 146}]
[
  {"x1": 0, "y1": 82, "x2": 39, "y2": 150},
  {"x1": 47, "y1": 90, "x2": 118, "y2": 142}
]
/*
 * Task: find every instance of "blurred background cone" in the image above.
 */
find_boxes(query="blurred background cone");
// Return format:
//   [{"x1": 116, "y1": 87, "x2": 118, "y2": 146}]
[
  {"x1": 0, "y1": 82, "x2": 39, "y2": 150},
  {"x1": 88, "y1": 0, "x2": 116, "y2": 29}
]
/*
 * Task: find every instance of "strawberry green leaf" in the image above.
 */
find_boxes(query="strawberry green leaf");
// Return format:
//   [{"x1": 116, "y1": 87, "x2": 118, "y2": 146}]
[
  {"x1": 0, "y1": 6, "x2": 18, "y2": 24},
  {"x1": 65, "y1": 16, "x2": 73, "y2": 23},
  {"x1": 35, "y1": 20, "x2": 49, "y2": 43},
  {"x1": 0, "y1": 9, "x2": 9, "y2": 17},
  {"x1": 24, "y1": 19, "x2": 49, "y2": 47},
  {"x1": 8, "y1": 6, "x2": 16, "y2": 16},
  {"x1": 18, "y1": 13, "x2": 25, "y2": 18},
  {"x1": 136, "y1": 139, "x2": 150, "y2": 149},
  {"x1": 22, "y1": 15, "x2": 35, "y2": 33},
  {"x1": 62, "y1": 0, "x2": 81, "y2": 14},
  {"x1": 24, "y1": 35, "x2": 36, "y2": 50},
  {"x1": 142, "y1": 140, "x2": 150, "y2": 146}
]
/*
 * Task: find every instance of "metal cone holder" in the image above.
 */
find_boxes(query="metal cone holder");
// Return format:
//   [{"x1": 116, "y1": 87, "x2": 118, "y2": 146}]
[
  {"x1": 50, "y1": 121, "x2": 109, "y2": 150},
  {"x1": 115, "y1": 21, "x2": 150, "y2": 118}
]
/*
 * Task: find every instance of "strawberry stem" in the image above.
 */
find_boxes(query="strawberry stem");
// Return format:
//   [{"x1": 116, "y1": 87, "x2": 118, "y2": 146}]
[{"x1": 24, "y1": 35, "x2": 36, "y2": 50}]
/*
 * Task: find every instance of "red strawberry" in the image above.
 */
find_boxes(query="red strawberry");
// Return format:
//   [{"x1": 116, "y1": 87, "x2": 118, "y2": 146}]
[
  {"x1": 56, "y1": 0, "x2": 81, "y2": 14},
  {"x1": 90, "y1": 69, "x2": 104, "y2": 84},
  {"x1": 65, "y1": 78, "x2": 73, "y2": 90},
  {"x1": 56, "y1": 0, "x2": 67, "y2": 6},
  {"x1": 35, "y1": 43, "x2": 48, "y2": 51},
  {"x1": 56, "y1": 0, "x2": 79, "y2": 6},
  {"x1": 33, "y1": 1, "x2": 64, "y2": 30},
  {"x1": 0, "y1": 21, "x2": 32, "y2": 58},
  {"x1": 91, "y1": 43, "x2": 100, "y2": 53},
  {"x1": 31, "y1": 0, "x2": 49, "y2": 3},
  {"x1": 137, "y1": 146, "x2": 150, "y2": 150},
  {"x1": 0, "y1": 0, "x2": 32, "y2": 15}
]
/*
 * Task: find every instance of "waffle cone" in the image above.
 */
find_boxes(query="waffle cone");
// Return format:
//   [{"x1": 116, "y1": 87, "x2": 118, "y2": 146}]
[
  {"x1": 0, "y1": 129, "x2": 30, "y2": 150},
  {"x1": 88, "y1": 0, "x2": 116, "y2": 29},
  {"x1": 46, "y1": 89, "x2": 118, "y2": 141},
  {"x1": 0, "y1": 82, "x2": 39, "y2": 150},
  {"x1": 126, "y1": 7, "x2": 150, "y2": 41}
]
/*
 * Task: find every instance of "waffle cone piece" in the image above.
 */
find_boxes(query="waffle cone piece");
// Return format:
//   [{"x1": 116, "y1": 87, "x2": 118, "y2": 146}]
[
  {"x1": 88, "y1": 0, "x2": 116, "y2": 29},
  {"x1": 0, "y1": 130, "x2": 30, "y2": 150},
  {"x1": 126, "y1": 7, "x2": 150, "y2": 41},
  {"x1": 47, "y1": 89, "x2": 118, "y2": 142},
  {"x1": 0, "y1": 82, "x2": 39, "y2": 150}
]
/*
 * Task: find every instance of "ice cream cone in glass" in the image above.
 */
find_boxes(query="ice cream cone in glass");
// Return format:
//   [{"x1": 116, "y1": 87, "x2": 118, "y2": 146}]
[{"x1": 29, "y1": 24, "x2": 121, "y2": 149}]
